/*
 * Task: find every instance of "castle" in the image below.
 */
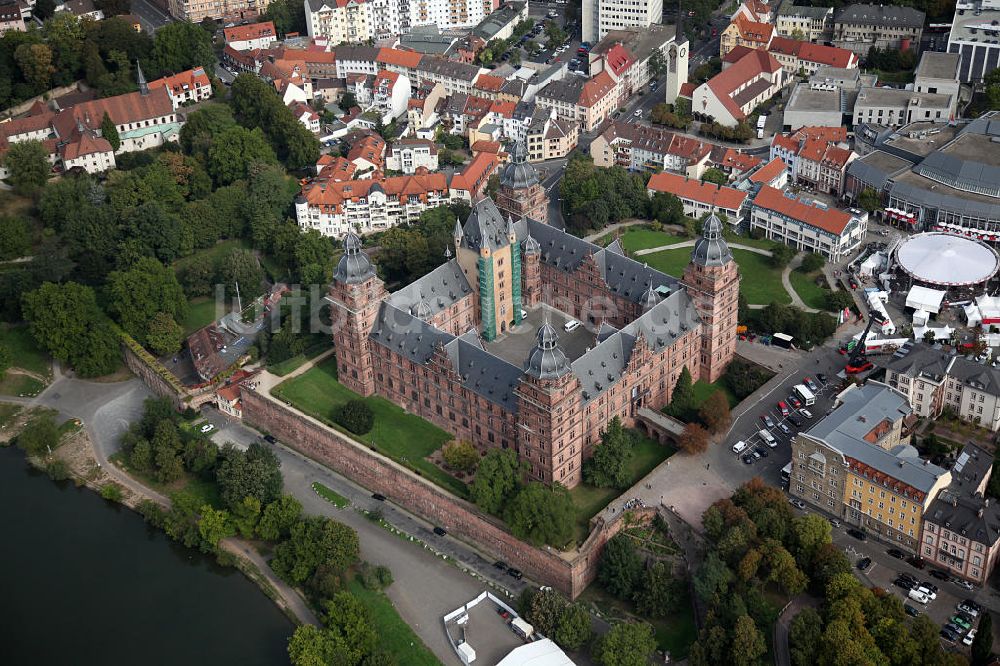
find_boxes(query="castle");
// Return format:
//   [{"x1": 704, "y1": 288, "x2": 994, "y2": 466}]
[{"x1": 328, "y1": 158, "x2": 739, "y2": 489}]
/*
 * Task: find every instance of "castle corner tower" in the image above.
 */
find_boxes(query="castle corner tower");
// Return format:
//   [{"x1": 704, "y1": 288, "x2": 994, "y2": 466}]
[
  {"x1": 328, "y1": 232, "x2": 387, "y2": 396},
  {"x1": 495, "y1": 140, "x2": 547, "y2": 223},
  {"x1": 681, "y1": 213, "x2": 739, "y2": 383}
]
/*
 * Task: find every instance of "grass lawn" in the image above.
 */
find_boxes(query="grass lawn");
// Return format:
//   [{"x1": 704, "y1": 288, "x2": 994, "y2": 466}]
[
  {"x1": 0, "y1": 373, "x2": 46, "y2": 397},
  {"x1": 789, "y1": 270, "x2": 830, "y2": 311},
  {"x1": 172, "y1": 239, "x2": 251, "y2": 277},
  {"x1": 183, "y1": 296, "x2": 222, "y2": 335},
  {"x1": 273, "y1": 357, "x2": 466, "y2": 497},
  {"x1": 724, "y1": 234, "x2": 779, "y2": 252},
  {"x1": 0, "y1": 403, "x2": 20, "y2": 428},
  {"x1": 691, "y1": 379, "x2": 738, "y2": 409},
  {"x1": 643, "y1": 248, "x2": 790, "y2": 305},
  {"x1": 110, "y1": 451, "x2": 223, "y2": 508},
  {"x1": 619, "y1": 228, "x2": 689, "y2": 252},
  {"x1": 267, "y1": 337, "x2": 332, "y2": 377},
  {"x1": 347, "y1": 579, "x2": 442, "y2": 666},
  {"x1": 312, "y1": 481, "x2": 350, "y2": 508},
  {"x1": 568, "y1": 433, "x2": 673, "y2": 543},
  {"x1": 580, "y1": 583, "x2": 697, "y2": 659},
  {"x1": 0, "y1": 324, "x2": 51, "y2": 377}
]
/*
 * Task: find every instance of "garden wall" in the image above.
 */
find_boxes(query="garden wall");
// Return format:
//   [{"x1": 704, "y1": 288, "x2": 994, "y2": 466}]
[{"x1": 241, "y1": 387, "x2": 650, "y2": 599}]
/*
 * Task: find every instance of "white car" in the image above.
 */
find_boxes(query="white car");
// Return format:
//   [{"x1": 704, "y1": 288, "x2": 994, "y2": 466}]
[
  {"x1": 563, "y1": 320, "x2": 582, "y2": 332},
  {"x1": 799, "y1": 408, "x2": 813, "y2": 419},
  {"x1": 520, "y1": 309, "x2": 528, "y2": 319},
  {"x1": 633, "y1": 108, "x2": 643, "y2": 118},
  {"x1": 200, "y1": 424, "x2": 215, "y2": 433},
  {"x1": 916, "y1": 585, "x2": 937, "y2": 601},
  {"x1": 963, "y1": 629, "x2": 976, "y2": 646},
  {"x1": 907, "y1": 588, "x2": 930, "y2": 605},
  {"x1": 732, "y1": 440, "x2": 748, "y2": 454}
]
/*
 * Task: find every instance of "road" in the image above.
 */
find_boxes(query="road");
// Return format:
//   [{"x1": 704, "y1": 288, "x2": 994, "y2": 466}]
[{"x1": 130, "y1": 0, "x2": 174, "y2": 33}]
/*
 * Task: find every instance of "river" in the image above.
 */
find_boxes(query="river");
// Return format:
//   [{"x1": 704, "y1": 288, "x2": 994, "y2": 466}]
[{"x1": 0, "y1": 446, "x2": 294, "y2": 665}]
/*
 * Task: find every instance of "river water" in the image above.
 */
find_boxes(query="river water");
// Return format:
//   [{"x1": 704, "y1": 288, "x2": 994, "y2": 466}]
[{"x1": 0, "y1": 446, "x2": 294, "y2": 665}]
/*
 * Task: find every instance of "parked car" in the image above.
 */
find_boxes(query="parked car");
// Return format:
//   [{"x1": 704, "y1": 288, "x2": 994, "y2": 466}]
[
  {"x1": 908, "y1": 588, "x2": 931, "y2": 604},
  {"x1": 792, "y1": 499, "x2": 806, "y2": 510},
  {"x1": 940, "y1": 627, "x2": 959, "y2": 642},
  {"x1": 963, "y1": 629, "x2": 977, "y2": 646},
  {"x1": 906, "y1": 556, "x2": 926, "y2": 569},
  {"x1": 788, "y1": 395, "x2": 802, "y2": 409},
  {"x1": 803, "y1": 377, "x2": 819, "y2": 391},
  {"x1": 887, "y1": 548, "x2": 906, "y2": 559},
  {"x1": 817, "y1": 373, "x2": 828, "y2": 383},
  {"x1": 751, "y1": 449, "x2": 762, "y2": 460},
  {"x1": 200, "y1": 423, "x2": 215, "y2": 433},
  {"x1": 893, "y1": 577, "x2": 915, "y2": 590},
  {"x1": 788, "y1": 415, "x2": 802, "y2": 427},
  {"x1": 742, "y1": 453, "x2": 755, "y2": 464},
  {"x1": 916, "y1": 585, "x2": 936, "y2": 601},
  {"x1": 956, "y1": 580, "x2": 976, "y2": 591},
  {"x1": 829, "y1": 518, "x2": 840, "y2": 528},
  {"x1": 433, "y1": 526, "x2": 448, "y2": 536},
  {"x1": 633, "y1": 108, "x2": 643, "y2": 118},
  {"x1": 371, "y1": 493, "x2": 386, "y2": 501},
  {"x1": 756, "y1": 447, "x2": 769, "y2": 458},
  {"x1": 951, "y1": 615, "x2": 972, "y2": 631},
  {"x1": 263, "y1": 434, "x2": 278, "y2": 444},
  {"x1": 778, "y1": 423, "x2": 791, "y2": 435},
  {"x1": 494, "y1": 560, "x2": 508, "y2": 570},
  {"x1": 929, "y1": 569, "x2": 950, "y2": 581},
  {"x1": 904, "y1": 604, "x2": 921, "y2": 617},
  {"x1": 960, "y1": 599, "x2": 982, "y2": 614},
  {"x1": 760, "y1": 414, "x2": 775, "y2": 428},
  {"x1": 857, "y1": 557, "x2": 872, "y2": 572},
  {"x1": 563, "y1": 319, "x2": 581, "y2": 332},
  {"x1": 777, "y1": 401, "x2": 790, "y2": 416},
  {"x1": 507, "y1": 567, "x2": 523, "y2": 579},
  {"x1": 732, "y1": 440, "x2": 748, "y2": 454},
  {"x1": 847, "y1": 528, "x2": 867, "y2": 541},
  {"x1": 800, "y1": 408, "x2": 813, "y2": 419}
]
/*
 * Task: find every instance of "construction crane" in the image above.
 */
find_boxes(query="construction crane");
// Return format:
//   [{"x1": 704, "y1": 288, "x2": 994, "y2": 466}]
[{"x1": 845, "y1": 312, "x2": 886, "y2": 375}]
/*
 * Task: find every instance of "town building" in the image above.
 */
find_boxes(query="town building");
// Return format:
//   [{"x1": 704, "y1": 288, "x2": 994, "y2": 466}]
[
  {"x1": 732, "y1": 0, "x2": 774, "y2": 24},
  {"x1": 147, "y1": 67, "x2": 213, "y2": 109},
  {"x1": 0, "y1": 0, "x2": 25, "y2": 34},
  {"x1": 750, "y1": 185, "x2": 867, "y2": 260},
  {"x1": 305, "y1": 0, "x2": 375, "y2": 44},
  {"x1": 372, "y1": 69, "x2": 411, "y2": 121},
  {"x1": 57, "y1": 0, "x2": 104, "y2": 20},
  {"x1": 166, "y1": 0, "x2": 268, "y2": 23},
  {"x1": 290, "y1": 102, "x2": 322, "y2": 133},
  {"x1": 886, "y1": 343, "x2": 1000, "y2": 432},
  {"x1": 771, "y1": 126, "x2": 856, "y2": 195},
  {"x1": 589, "y1": 122, "x2": 713, "y2": 177},
  {"x1": 223, "y1": 21, "x2": 277, "y2": 51},
  {"x1": 386, "y1": 138, "x2": 439, "y2": 174},
  {"x1": 720, "y1": 13, "x2": 774, "y2": 56},
  {"x1": 581, "y1": 0, "x2": 663, "y2": 43},
  {"x1": 327, "y1": 197, "x2": 739, "y2": 487},
  {"x1": 472, "y1": 1, "x2": 527, "y2": 42},
  {"x1": 587, "y1": 24, "x2": 690, "y2": 107},
  {"x1": 525, "y1": 114, "x2": 578, "y2": 162},
  {"x1": 852, "y1": 87, "x2": 953, "y2": 128},
  {"x1": 690, "y1": 48, "x2": 783, "y2": 128},
  {"x1": 913, "y1": 51, "x2": 963, "y2": 117},
  {"x1": 920, "y1": 443, "x2": 1000, "y2": 584},
  {"x1": 946, "y1": 0, "x2": 1000, "y2": 82},
  {"x1": 536, "y1": 71, "x2": 618, "y2": 132},
  {"x1": 495, "y1": 141, "x2": 547, "y2": 221},
  {"x1": 783, "y1": 67, "x2": 876, "y2": 130},
  {"x1": 790, "y1": 381, "x2": 949, "y2": 553},
  {"x1": 775, "y1": 4, "x2": 833, "y2": 42},
  {"x1": 766, "y1": 36, "x2": 859, "y2": 76},
  {"x1": 832, "y1": 3, "x2": 925, "y2": 57},
  {"x1": 646, "y1": 171, "x2": 749, "y2": 225}
]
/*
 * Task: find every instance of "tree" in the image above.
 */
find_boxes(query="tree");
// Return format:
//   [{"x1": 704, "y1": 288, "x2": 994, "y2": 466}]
[
  {"x1": 219, "y1": 247, "x2": 265, "y2": 302},
  {"x1": 17, "y1": 414, "x2": 60, "y2": 456},
  {"x1": 271, "y1": 515, "x2": 360, "y2": 586},
  {"x1": 583, "y1": 417, "x2": 634, "y2": 488},
  {"x1": 151, "y1": 21, "x2": 215, "y2": 76},
  {"x1": 788, "y1": 607, "x2": 822, "y2": 666},
  {"x1": 699, "y1": 391, "x2": 731, "y2": 434},
  {"x1": 678, "y1": 423, "x2": 710, "y2": 454},
  {"x1": 3, "y1": 140, "x2": 49, "y2": 194},
  {"x1": 858, "y1": 187, "x2": 881, "y2": 213},
  {"x1": 598, "y1": 534, "x2": 642, "y2": 599},
  {"x1": 593, "y1": 622, "x2": 657, "y2": 666},
  {"x1": 693, "y1": 551, "x2": 733, "y2": 601},
  {"x1": 180, "y1": 104, "x2": 238, "y2": 162},
  {"x1": 198, "y1": 505, "x2": 235, "y2": 551},
  {"x1": 15, "y1": 43, "x2": 55, "y2": 90},
  {"x1": 0, "y1": 215, "x2": 31, "y2": 261},
  {"x1": 768, "y1": 243, "x2": 796, "y2": 269},
  {"x1": 338, "y1": 91, "x2": 357, "y2": 112},
  {"x1": 973, "y1": 611, "x2": 993, "y2": 666},
  {"x1": 287, "y1": 625, "x2": 340, "y2": 666},
  {"x1": 0, "y1": 342, "x2": 9, "y2": 380},
  {"x1": 555, "y1": 604, "x2": 593, "y2": 650},
  {"x1": 216, "y1": 442, "x2": 284, "y2": 510},
  {"x1": 527, "y1": 589, "x2": 567, "y2": 636},
  {"x1": 504, "y1": 482, "x2": 575, "y2": 547},
  {"x1": 648, "y1": 49, "x2": 669, "y2": 78},
  {"x1": 321, "y1": 592, "x2": 378, "y2": 663},
  {"x1": 470, "y1": 448, "x2": 521, "y2": 514},
  {"x1": 257, "y1": 495, "x2": 303, "y2": 541},
  {"x1": 648, "y1": 191, "x2": 684, "y2": 225},
  {"x1": 146, "y1": 311, "x2": 184, "y2": 356},
  {"x1": 791, "y1": 514, "x2": 831, "y2": 572},
  {"x1": 106, "y1": 257, "x2": 187, "y2": 346},
  {"x1": 334, "y1": 399, "x2": 374, "y2": 435},
  {"x1": 665, "y1": 366, "x2": 695, "y2": 420},
  {"x1": 207, "y1": 126, "x2": 277, "y2": 186},
  {"x1": 633, "y1": 561, "x2": 680, "y2": 618},
  {"x1": 100, "y1": 112, "x2": 121, "y2": 152},
  {"x1": 262, "y1": 0, "x2": 308, "y2": 35},
  {"x1": 825, "y1": 290, "x2": 855, "y2": 312},
  {"x1": 800, "y1": 252, "x2": 825, "y2": 273},
  {"x1": 442, "y1": 440, "x2": 479, "y2": 472},
  {"x1": 701, "y1": 168, "x2": 727, "y2": 186},
  {"x1": 730, "y1": 614, "x2": 766, "y2": 666}
]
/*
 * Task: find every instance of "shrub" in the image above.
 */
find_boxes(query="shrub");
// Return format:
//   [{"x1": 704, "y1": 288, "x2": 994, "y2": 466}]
[
  {"x1": 45, "y1": 459, "x2": 71, "y2": 481},
  {"x1": 442, "y1": 440, "x2": 479, "y2": 471},
  {"x1": 335, "y1": 399, "x2": 374, "y2": 435},
  {"x1": 100, "y1": 483, "x2": 124, "y2": 502}
]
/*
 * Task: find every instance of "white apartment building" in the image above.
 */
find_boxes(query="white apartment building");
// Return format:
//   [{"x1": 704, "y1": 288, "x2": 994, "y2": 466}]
[
  {"x1": 775, "y1": 4, "x2": 833, "y2": 42},
  {"x1": 372, "y1": 70, "x2": 411, "y2": 122},
  {"x1": 305, "y1": 0, "x2": 375, "y2": 44},
  {"x1": 223, "y1": 21, "x2": 277, "y2": 51},
  {"x1": 913, "y1": 51, "x2": 962, "y2": 118},
  {"x1": 853, "y1": 87, "x2": 953, "y2": 128},
  {"x1": 750, "y1": 185, "x2": 868, "y2": 261},
  {"x1": 386, "y1": 138, "x2": 439, "y2": 173},
  {"x1": 408, "y1": 0, "x2": 489, "y2": 31},
  {"x1": 582, "y1": 0, "x2": 663, "y2": 43}
]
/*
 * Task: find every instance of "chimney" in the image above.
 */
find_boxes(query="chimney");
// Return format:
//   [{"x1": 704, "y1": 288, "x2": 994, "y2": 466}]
[
  {"x1": 953, "y1": 496, "x2": 958, "y2": 507},
  {"x1": 979, "y1": 508, "x2": 985, "y2": 519}
]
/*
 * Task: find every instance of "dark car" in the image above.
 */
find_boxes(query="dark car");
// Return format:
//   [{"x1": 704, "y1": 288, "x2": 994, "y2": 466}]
[
  {"x1": 904, "y1": 604, "x2": 921, "y2": 617},
  {"x1": 433, "y1": 526, "x2": 447, "y2": 536},
  {"x1": 263, "y1": 434, "x2": 277, "y2": 444},
  {"x1": 847, "y1": 528, "x2": 867, "y2": 541},
  {"x1": 371, "y1": 493, "x2": 386, "y2": 501},
  {"x1": 742, "y1": 453, "x2": 754, "y2": 465},
  {"x1": 857, "y1": 557, "x2": 872, "y2": 572},
  {"x1": 756, "y1": 447, "x2": 769, "y2": 458},
  {"x1": 962, "y1": 599, "x2": 983, "y2": 612},
  {"x1": 760, "y1": 414, "x2": 775, "y2": 428},
  {"x1": 788, "y1": 415, "x2": 802, "y2": 427},
  {"x1": 893, "y1": 577, "x2": 915, "y2": 590},
  {"x1": 907, "y1": 556, "x2": 926, "y2": 569},
  {"x1": 929, "y1": 569, "x2": 950, "y2": 581},
  {"x1": 817, "y1": 373, "x2": 828, "y2": 383},
  {"x1": 920, "y1": 581, "x2": 938, "y2": 593},
  {"x1": 507, "y1": 567, "x2": 523, "y2": 580},
  {"x1": 940, "y1": 628, "x2": 959, "y2": 642},
  {"x1": 788, "y1": 395, "x2": 802, "y2": 409},
  {"x1": 494, "y1": 560, "x2": 508, "y2": 570},
  {"x1": 887, "y1": 548, "x2": 906, "y2": 559}
]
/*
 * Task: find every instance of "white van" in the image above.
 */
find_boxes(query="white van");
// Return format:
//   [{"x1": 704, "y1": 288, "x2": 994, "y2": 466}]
[
  {"x1": 564, "y1": 320, "x2": 581, "y2": 332},
  {"x1": 732, "y1": 440, "x2": 748, "y2": 454},
  {"x1": 908, "y1": 588, "x2": 930, "y2": 605},
  {"x1": 759, "y1": 430, "x2": 777, "y2": 448}
]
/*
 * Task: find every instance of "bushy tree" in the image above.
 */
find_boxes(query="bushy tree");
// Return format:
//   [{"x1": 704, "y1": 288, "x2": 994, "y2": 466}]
[
  {"x1": 789, "y1": 607, "x2": 823, "y2": 666},
  {"x1": 555, "y1": 603, "x2": 593, "y2": 650},
  {"x1": 701, "y1": 168, "x2": 727, "y2": 186},
  {"x1": 442, "y1": 440, "x2": 479, "y2": 472},
  {"x1": 4, "y1": 140, "x2": 50, "y2": 194},
  {"x1": 470, "y1": 448, "x2": 521, "y2": 514},
  {"x1": 504, "y1": 482, "x2": 574, "y2": 547},
  {"x1": 0, "y1": 342, "x2": 9, "y2": 380},
  {"x1": 150, "y1": 21, "x2": 215, "y2": 76},
  {"x1": 0, "y1": 215, "x2": 32, "y2": 260},
  {"x1": 17, "y1": 414, "x2": 60, "y2": 456},
  {"x1": 207, "y1": 125, "x2": 277, "y2": 186},
  {"x1": 100, "y1": 111, "x2": 120, "y2": 152},
  {"x1": 197, "y1": 505, "x2": 235, "y2": 551},
  {"x1": 583, "y1": 417, "x2": 634, "y2": 488},
  {"x1": 216, "y1": 442, "x2": 283, "y2": 510},
  {"x1": 335, "y1": 399, "x2": 374, "y2": 435},
  {"x1": 665, "y1": 366, "x2": 695, "y2": 420},
  {"x1": 699, "y1": 391, "x2": 731, "y2": 434},
  {"x1": 633, "y1": 561, "x2": 681, "y2": 618},
  {"x1": 257, "y1": 494, "x2": 303, "y2": 541},
  {"x1": 678, "y1": 423, "x2": 710, "y2": 454},
  {"x1": 800, "y1": 252, "x2": 825, "y2": 273},
  {"x1": 593, "y1": 622, "x2": 657, "y2": 666},
  {"x1": 271, "y1": 515, "x2": 360, "y2": 586},
  {"x1": 768, "y1": 243, "x2": 796, "y2": 269},
  {"x1": 106, "y1": 257, "x2": 187, "y2": 347},
  {"x1": 598, "y1": 534, "x2": 642, "y2": 599}
]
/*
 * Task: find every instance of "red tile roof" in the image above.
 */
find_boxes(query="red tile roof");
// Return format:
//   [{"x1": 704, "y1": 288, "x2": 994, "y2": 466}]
[
  {"x1": 718, "y1": 148, "x2": 761, "y2": 171},
  {"x1": 224, "y1": 21, "x2": 276, "y2": 45},
  {"x1": 488, "y1": 100, "x2": 516, "y2": 118},
  {"x1": 61, "y1": 130, "x2": 113, "y2": 160},
  {"x1": 604, "y1": 44, "x2": 634, "y2": 78},
  {"x1": 722, "y1": 45, "x2": 755, "y2": 64},
  {"x1": 347, "y1": 134, "x2": 386, "y2": 167},
  {"x1": 302, "y1": 172, "x2": 450, "y2": 212},
  {"x1": 147, "y1": 67, "x2": 211, "y2": 97},
  {"x1": 580, "y1": 70, "x2": 616, "y2": 108},
  {"x1": 731, "y1": 14, "x2": 774, "y2": 44},
  {"x1": 65, "y1": 87, "x2": 174, "y2": 129},
  {"x1": 679, "y1": 82, "x2": 696, "y2": 98},
  {"x1": 753, "y1": 185, "x2": 852, "y2": 235},
  {"x1": 474, "y1": 74, "x2": 505, "y2": 92},
  {"x1": 318, "y1": 156, "x2": 358, "y2": 181},
  {"x1": 748, "y1": 157, "x2": 786, "y2": 185},
  {"x1": 769, "y1": 37, "x2": 857, "y2": 69},
  {"x1": 705, "y1": 49, "x2": 781, "y2": 121},
  {"x1": 377, "y1": 47, "x2": 422, "y2": 69},
  {"x1": 449, "y1": 151, "x2": 498, "y2": 195},
  {"x1": 647, "y1": 171, "x2": 748, "y2": 210},
  {"x1": 471, "y1": 139, "x2": 501, "y2": 154}
]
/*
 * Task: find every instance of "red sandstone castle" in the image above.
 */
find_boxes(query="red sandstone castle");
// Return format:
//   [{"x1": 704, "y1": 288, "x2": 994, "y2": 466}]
[{"x1": 328, "y1": 157, "x2": 739, "y2": 489}]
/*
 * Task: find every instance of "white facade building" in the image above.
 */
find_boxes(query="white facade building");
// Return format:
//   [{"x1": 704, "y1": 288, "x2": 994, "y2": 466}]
[{"x1": 582, "y1": 0, "x2": 664, "y2": 43}]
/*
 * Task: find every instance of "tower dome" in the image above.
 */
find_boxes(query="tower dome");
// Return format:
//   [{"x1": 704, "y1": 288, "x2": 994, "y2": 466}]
[
  {"x1": 333, "y1": 232, "x2": 376, "y2": 284},
  {"x1": 500, "y1": 140, "x2": 540, "y2": 190},
  {"x1": 526, "y1": 323, "x2": 572, "y2": 380},
  {"x1": 640, "y1": 282, "x2": 660, "y2": 311},
  {"x1": 690, "y1": 213, "x2": 733, "y2": 267},
  {"x1": 523, "y1": 231, "x2": 540, "y2": 255}
]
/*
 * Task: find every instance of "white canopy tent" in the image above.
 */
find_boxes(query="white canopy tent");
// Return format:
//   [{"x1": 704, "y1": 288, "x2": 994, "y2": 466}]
[{"x1": 905, "y1": 285, "x2": 946, "y2": 315}]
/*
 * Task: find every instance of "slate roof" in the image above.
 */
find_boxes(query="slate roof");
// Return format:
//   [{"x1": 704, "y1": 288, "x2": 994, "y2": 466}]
[
  {"x1": 834, "y1": 3, "x2": 925, "y2": 28},
  {"x1": 885, "y1": 343, "x2": 955, "y2": 382},
  {"x1": 444, "y1": 333, "x2": 523, "y2": 410},
  {"x1": 387, "y1": 259, "x2": 473, "y2": 319},
  {"x1": 926, "y1": 443, "x2": 1000, "y2": 546}
]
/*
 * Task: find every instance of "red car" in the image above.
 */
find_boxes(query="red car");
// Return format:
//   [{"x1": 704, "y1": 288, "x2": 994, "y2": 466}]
[{"x1": 777, "y1": 401, "x2": 790, "y2": 416}]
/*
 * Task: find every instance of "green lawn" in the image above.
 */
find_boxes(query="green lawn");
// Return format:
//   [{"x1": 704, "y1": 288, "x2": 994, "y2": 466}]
[
  {"x1": 643, "y1": 248, "x2": 790, "y2": 305},
  {"x1": 789, "y1": 270, "x2": 830, "y2": 311},
  {"x1": 312, "y1": 481, "x2": 350, "y2": 508},
  {"x1": 569, "y1": 433, "x2": 673, "y2": 544},
  {"x1": 347, "y1": 579, "x2": 442, "y2": 666},
  {"x1": 619, "y1": 228, "x2": 689, "y2": 252},
  {"x1": 0, "y1": 373, "x2": 46, "y2": 397},
  {"x1": 0, "y1": 403, "x2": 20, "y2": 429},
  {"x1": 580, "y1": 582, "x2": 697, "y2": 659},
  {"x1": 0, "y1": 324, "x2": 51, "y2": 377},
  {"x1": 691, "y1": 379, "x2": 738, "y2": 409},
  {"x1": 273, "y1": 357, "x2": 466, "y2": 497},
  {"x1": 725, "y1": 234, "x2": 779, "y2": 252},
  {"x1": 267, "y1": 337, "x2": 332, "y2": 377},
  {"x1": 172, "y1": 239, "x2": 250, "y2": 277},
  {"x1": 183, "y1": 296, "x2": 221, "y2": 335}
]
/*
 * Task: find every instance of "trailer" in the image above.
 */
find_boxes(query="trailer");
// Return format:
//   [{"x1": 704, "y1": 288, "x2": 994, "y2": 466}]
[
  {"x1": 793, "y1": 384, "x2": 815, "y2": 406},
  {"x1": 772, "y1": 332, "x2": 794, "y2": 349}
]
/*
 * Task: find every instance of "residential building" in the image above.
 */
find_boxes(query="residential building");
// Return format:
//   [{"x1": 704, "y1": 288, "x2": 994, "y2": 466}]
[
  {"x1": 57, "y1": 0, "x2": 103, "y2": 20},
  {"x1": 771, "y1": 126, "x2": 856, "y2": 195},
  {"x1": 347, "y1": 132, "x2": 386, "y2": 172},
  {"x1": 0, "y1": 0, "x2": 25, "y2": 34},
  {"x1": 886, "y1": 343, "x2": 1000, "y2": 432},
  {"x1": 750, "y1": 185, "x2": 867, "y2": 260},
  {"x1": 920, "y1": 444, "x2": 1000, "y2": 584},
  {"x1": 305, "y1": 0, "x2": 375, "y2": 44},
  {"x1": 415, "y1": 57, "x2": 484, "y2": 95},
  {"x1": 832, "y1": 3, "x2": 925, "y2": 57},
  {"x1": 406, "y1": 81, "x2": 446, "y2": 135},
  {"x1": 372, "y1": 70, "x2": 411, "y2": 122},
  {"x1": 783, "y1": 67, "x2": 875, "y2": 130},
  {"x1": 853, "y1": 87, "x2": 953, "y2": 128},
  {"x1": 719, "y1": 13, "x2": 774, "y2": 57},
  {"x1": 407, "y1": 0, "x2": 492, "y2": 32},
  {"x1": 495, "y1": 141, "x2": 547, "y2": 221},
  {"x1": 290, "y1": 101, "x2": 322, "y2": 133},
  {"x1": 590, "y1": 122, "x2": 713, "y2": 177},
  {"x1": 732, "y1": 0, "x2": 774, "y2": 24},
  {"x1": 690, "y1": 48, "x2": 783, "y2": 128},
  {"x1": 767, "y1": 36, "x2": 859, "y2": 76},
  {"x1": 582, "y1": 0, "x2": 663, "y2": 43},
  {"x1": 166, "y1": 0, "x2": 269, "y2": 22},
  {"x1": 587, "y1": 23, "x2": 690, "y2": 106},
  {"x1": 326, "y1": 201, "x2": 738, "y2": 487},
  {"x1": 147, "y1": 67, "x2": 213, "y2": 109},
  {"x1": 947, "y1": 0, "x2": 1000, "y2": 82},
  {"x1": 790, "y1": 381, "x2": 949, "y2": 553},
  {"x1": 386, "y1": 138, "x2": 439, "y2": 174},
  {"x1": 775, "y1": 4, "x2": 833, "y2": 42},
  {"x1": 646, "y1": 171, "x2": 749, "y2": 225},
  {"x1": 446, "y1": 150, "x2": 499, "y2": 200},
  {"x1": 744, "y1": 156, "x2": 788, "y2": 189},
  {"x1": 223, "y1": 21, "x2": 277, "y2": 51},
  {"x1": 524, "y1": 114, "x2": 578, "y2": 162},
  {"x1": 536, "y1": 71, "x2": 617, "y2": 132},
  {"x1": 472, "y1": 1, "x2": 527, "y2": 42},
  {"x1": 913, "y1": 51, "x2": 962, "y2": 117}
]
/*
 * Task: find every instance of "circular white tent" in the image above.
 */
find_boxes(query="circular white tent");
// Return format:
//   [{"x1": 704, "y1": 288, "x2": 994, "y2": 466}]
[{"x1": 896, "y1": 232, "x2": 1000, "y2": 287}]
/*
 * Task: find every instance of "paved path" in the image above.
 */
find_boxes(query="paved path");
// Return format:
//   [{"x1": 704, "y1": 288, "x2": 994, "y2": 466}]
[
  {"x1": 254, "y1": 347, "x2": 335, "y2": 395},
  {"x1": 774, "y1": 596, "x2": 818, "y2": 666},
  {"x1": 633, "y1": 239, "x2": 774, "y2": 258},
  {"x1": 781, "y1": 253, "x2": 820, "y2": 313},
  {"x1": 220, "y1": 538, "x2": 319, "y2": 626},
  {"x1": 582, "y1": 219, "x2": 648, "y2": 242}
]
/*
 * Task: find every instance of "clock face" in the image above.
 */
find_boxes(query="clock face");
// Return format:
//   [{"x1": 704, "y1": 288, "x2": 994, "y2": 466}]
[{"x1": 679, "y1": 47, "x2": 687, "y2": 58}]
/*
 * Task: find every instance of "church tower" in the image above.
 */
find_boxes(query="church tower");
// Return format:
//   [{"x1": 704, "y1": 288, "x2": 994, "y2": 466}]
[
  {"x1": 681, "y1": 213, "x2": 739, "y2": 383},
  {"x1": 495, "y1": 140, "x2": 547, "y2": 223},
  {"x1": 516, "y1": 323, "x2": 583, "y2": 486},
  {"x1": 328, "y1": 233, "x2": 387, "y2": 396}
]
